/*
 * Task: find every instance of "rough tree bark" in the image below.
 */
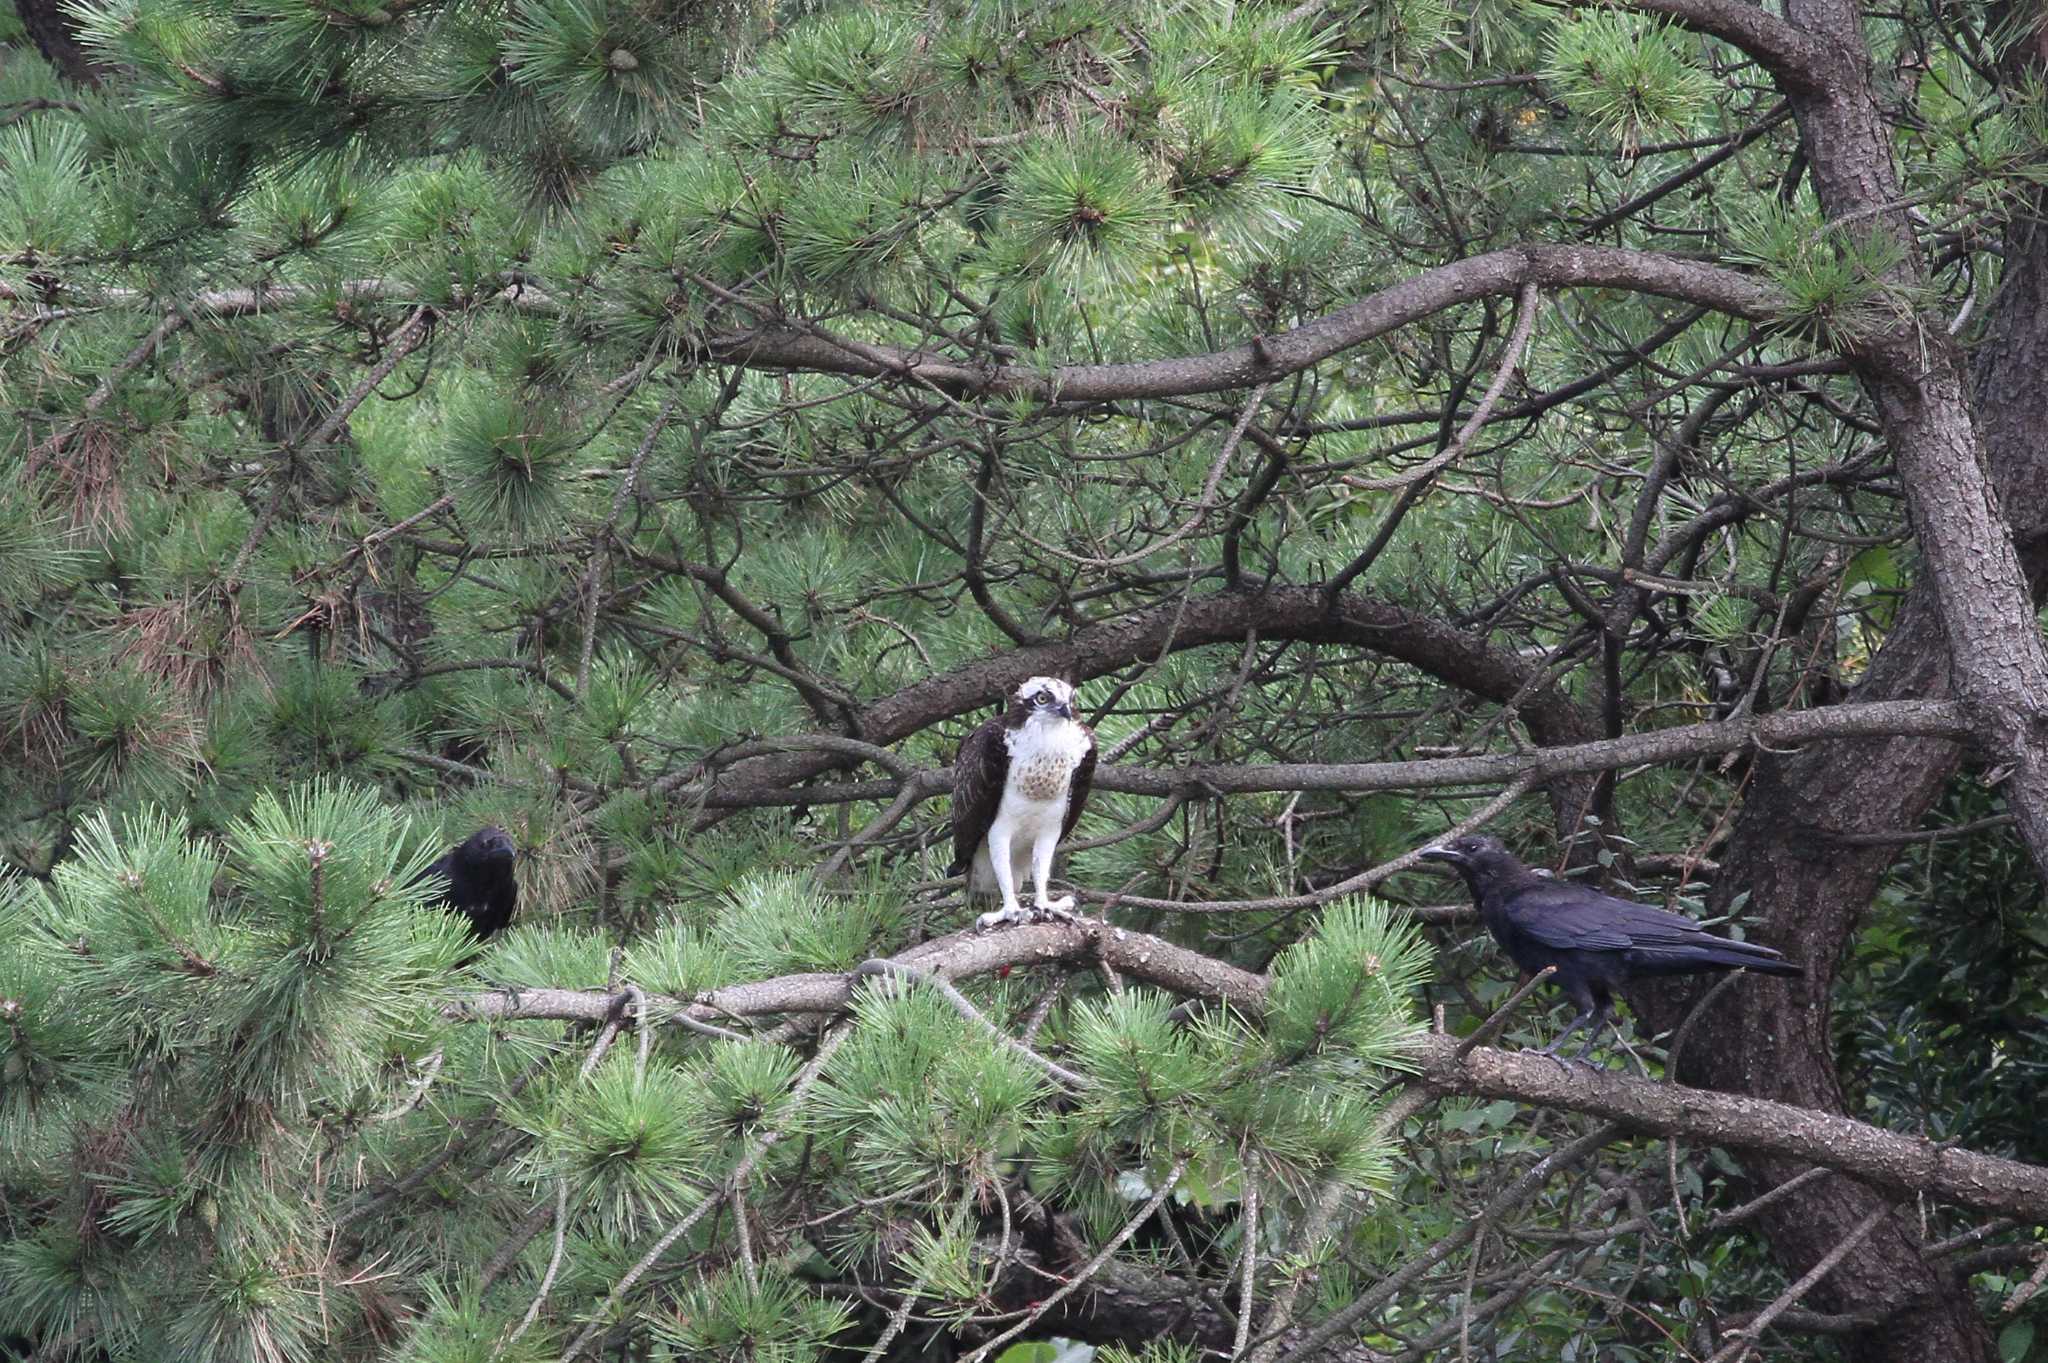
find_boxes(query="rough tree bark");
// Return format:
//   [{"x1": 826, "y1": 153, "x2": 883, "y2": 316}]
[
  {"x1": 1780, "y1": 0, "x2": 2048, "y2": 875},
  {"x1": 1650, "y1": 8, "x2": 2048, "y2": 1360},
  {"x1": 1675, "y1": 591, "x2": 1999, "y2": 1360},
  {"x1": 11, "y1": 0, "x2": 107, "y2": 85},
  {"x1": 680, "y1": 583, "x2": 1606, "y2": 834}
]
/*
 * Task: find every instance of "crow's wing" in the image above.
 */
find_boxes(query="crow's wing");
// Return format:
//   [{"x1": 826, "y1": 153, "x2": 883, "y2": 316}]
[
  {"x1": 1059, "y1": 728, "x2": 1097, "y2": 844},
  {"x1": 1504, "y1": 881, "x2": 1791, "y2": 970},
  {"x1": 1500, "y1": 881, "x2": 1664, "y2": 952},
  {"x1": 418, "y1": 852, "x2": 456, "y2": 906},
  {"x1": 949, "y1": 719, "x2": 1009, "y2": 876}
]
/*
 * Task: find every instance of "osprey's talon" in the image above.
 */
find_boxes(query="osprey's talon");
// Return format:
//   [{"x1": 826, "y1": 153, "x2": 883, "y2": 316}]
[
  {"x1": 1035, "y1": 894, "x2": 1078, "y2": 919},
  {"x1": 976, "y1": 906, "x2": 1030, "y2": 931}
]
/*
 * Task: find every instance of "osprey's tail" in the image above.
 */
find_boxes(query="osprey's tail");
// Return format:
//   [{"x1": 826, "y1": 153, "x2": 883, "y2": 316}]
[{"x1": 950, "y1": 845, "x2": 999, "y2": 895}]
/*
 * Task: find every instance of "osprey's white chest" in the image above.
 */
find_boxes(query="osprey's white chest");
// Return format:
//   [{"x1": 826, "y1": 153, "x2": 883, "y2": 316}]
[{"x1": 1003, "y1": 719, "x2": 1090, "y2": 803}]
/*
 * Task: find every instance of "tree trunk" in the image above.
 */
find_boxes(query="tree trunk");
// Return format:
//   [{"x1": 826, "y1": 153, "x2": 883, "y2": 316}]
[
  {"x1": 1660, "y1": 160, "x2": 2048, "y2": 1363},
  {"x1": 12, "y1": 0, "x2": 108, "y2": 85},
  {"x1": 1642, "y1": 7, "x2": 2048, "y2": 1358},
  {"x1": 1677, "y1": 592, "x2": 1989, "y2": 1360}
]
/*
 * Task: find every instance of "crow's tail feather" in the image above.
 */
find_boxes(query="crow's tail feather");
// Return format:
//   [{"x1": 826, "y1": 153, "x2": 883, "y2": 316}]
[{"x1": 1631, "y1": 942, "x2": 1803, "y2": 977}]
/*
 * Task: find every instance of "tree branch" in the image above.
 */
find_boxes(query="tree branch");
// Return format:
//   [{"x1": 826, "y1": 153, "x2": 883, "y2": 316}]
[
  {"x1": 1608, "y1": 0, "x2": 1839, "y2": 92},
  {"x1": 1414, "y1": 1039, "x2": 2048, "y2": 1223},
  {"x1": 649, "y1": 698, "x2": 1967, "y2": 809},
  {"x1": 678, "y1": 583, "x2": 1603, "y2": 822},
  {"x1": 7, "y1": 246, "x2": 1782, "y2": 403},
  {"x1": 445, "y1": 915, "x2": 2048, "y2": 1224}
]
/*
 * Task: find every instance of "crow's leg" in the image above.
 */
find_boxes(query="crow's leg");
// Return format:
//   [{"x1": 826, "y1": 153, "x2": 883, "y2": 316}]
[
  {"x1": 1536, "y1": 985, "x2": 1607, "y2": 1074},
  {"x1": 1535, "y1": 1008, "x2": 1594, "y2": 1074},
  {"x1": 1567, "y1": 996, "x2": 1616, "y2": 1065}
]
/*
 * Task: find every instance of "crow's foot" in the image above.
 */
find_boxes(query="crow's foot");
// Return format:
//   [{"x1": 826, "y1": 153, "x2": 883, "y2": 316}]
[{"x1": 1533, "y1": 1044, "x2": 1608, "y2": 1075}]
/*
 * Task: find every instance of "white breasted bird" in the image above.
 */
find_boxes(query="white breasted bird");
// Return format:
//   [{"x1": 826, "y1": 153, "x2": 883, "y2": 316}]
[{"x1": 949, "y1": 676, "x2": 1098, "y2": 929}]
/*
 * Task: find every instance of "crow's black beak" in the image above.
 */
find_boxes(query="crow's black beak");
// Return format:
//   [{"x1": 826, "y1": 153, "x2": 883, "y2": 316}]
[{"x1": 1418, "y1": 844, "x2": 1463, "y2": 865}]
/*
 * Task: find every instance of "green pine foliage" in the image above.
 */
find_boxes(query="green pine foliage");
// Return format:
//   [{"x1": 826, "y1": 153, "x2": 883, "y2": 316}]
[
  {"x1": 2, "y1": 0, "x2": 2038, "y2": 1356},
  {"x1": 0, "y1": 793, "x2": 1430, "y2": 1358},
  {"x1": 1728, "y1": 197, "x2": 1915, "y2": 348},
  {"x1": 1542, "y1": 13, "x2": 1716, "y2": 155}
]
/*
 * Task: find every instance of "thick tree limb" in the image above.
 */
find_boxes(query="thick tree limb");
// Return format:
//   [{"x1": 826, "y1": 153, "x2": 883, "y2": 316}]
[
  {"x1": 1154, "y1": 699, "x2": 1963, "y2": 794},
  {"x1": 660, "y1": 699, "x2": 1967, "y2": 810},
  {"x1": 703, "y1": 246, "x2": 1780, "y2": 400},
  {"x1": 4, "y1": 246, "x2": 1782, "y2": 403},
  {"x1": 444, "y1": 920, "x2": 2048, "y2": 1224},
  {"x1": 445, "y1": 922, "x2": 1268, "y2": 1034},
  {"x1": 1414, "y1": 1039, "x2": 2048, "y2": 1223},
  {"x1": 1612, "y1": 0, "x2": 1838, "y2": 92},
  {"x1": 679, "y1": 583, "x2": 1603, "y2": 823}
]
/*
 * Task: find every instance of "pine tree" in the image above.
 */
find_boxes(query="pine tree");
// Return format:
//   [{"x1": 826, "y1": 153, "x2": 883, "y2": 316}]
[{"x1": 7, "y1": 1, "x2": 2048, "y2": 1361}]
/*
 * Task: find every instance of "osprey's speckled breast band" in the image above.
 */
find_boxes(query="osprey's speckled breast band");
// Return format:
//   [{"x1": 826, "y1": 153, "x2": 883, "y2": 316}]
[{"x1": 1013, "y1": 749, "x2": 1081, "y2": 801}]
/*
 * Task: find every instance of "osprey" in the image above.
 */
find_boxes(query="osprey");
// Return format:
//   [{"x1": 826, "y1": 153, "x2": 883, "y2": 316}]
[{"x1": 950, "y1": 676, "x2": 1097, "y2": 929}]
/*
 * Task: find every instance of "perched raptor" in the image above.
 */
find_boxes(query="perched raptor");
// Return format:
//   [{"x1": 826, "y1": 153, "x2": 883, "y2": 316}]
[
  {"x1": 950, "y1": 676, "x2": 1097, "y2": 929},
  {"x1": 419, "y1": 825, "x2": 519, "y2": 940},
  {"x1": 1420, "y1": 833, "x2": 1800, "y2": 1066}
]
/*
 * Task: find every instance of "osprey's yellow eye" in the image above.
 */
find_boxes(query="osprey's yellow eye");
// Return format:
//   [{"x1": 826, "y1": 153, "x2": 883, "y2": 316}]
[{"x1": 1034, "y1": 691, "x2": 1052, "y2": 706}]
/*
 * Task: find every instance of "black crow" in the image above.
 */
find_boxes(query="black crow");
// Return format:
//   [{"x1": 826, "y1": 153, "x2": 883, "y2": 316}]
[
  {"x1": 1419, "y1": 833, "x2": 1800, "y2": 1066},
  {"x1": 419, "y1": 825, "x2": 518, "y2": 940}
]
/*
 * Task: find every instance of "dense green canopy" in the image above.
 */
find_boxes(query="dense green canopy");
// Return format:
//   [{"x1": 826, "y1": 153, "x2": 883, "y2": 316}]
[{"x1": 4, "y1": 1, "x2": 2048, "y2": 1361}]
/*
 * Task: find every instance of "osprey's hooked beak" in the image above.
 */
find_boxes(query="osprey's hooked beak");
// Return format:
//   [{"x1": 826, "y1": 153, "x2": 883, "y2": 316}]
[
  {"x1": 1052, "y1": 701, "x2": 1074, "y2": 719},
  {"x1": 1417, "y1": 843, "x2": 1464, "y2": 865}
]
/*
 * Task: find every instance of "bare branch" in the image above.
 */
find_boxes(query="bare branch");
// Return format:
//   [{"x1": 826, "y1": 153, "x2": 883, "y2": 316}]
[
  {"x1": 647, "y1": 699, "x2": 1967, "y2": 814},
  {"x1": 446, "y1": 916, "x2": 2048, "y2": 1224},
  {"x1": 9, "y1": 246, "x2": 1782, "y2": 403},
  {"x1": 1707, "y1": 1206, "x2": 1889, "y2": 1362}
]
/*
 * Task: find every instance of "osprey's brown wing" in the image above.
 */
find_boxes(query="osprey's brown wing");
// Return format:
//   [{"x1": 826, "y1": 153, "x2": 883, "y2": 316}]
[
  {"x1": 1059, "y1": 727, "x2": 1097, "y2": 843},
  {"x1": 948, "y1": 718, "x2": 1009, "y2": 876}
]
